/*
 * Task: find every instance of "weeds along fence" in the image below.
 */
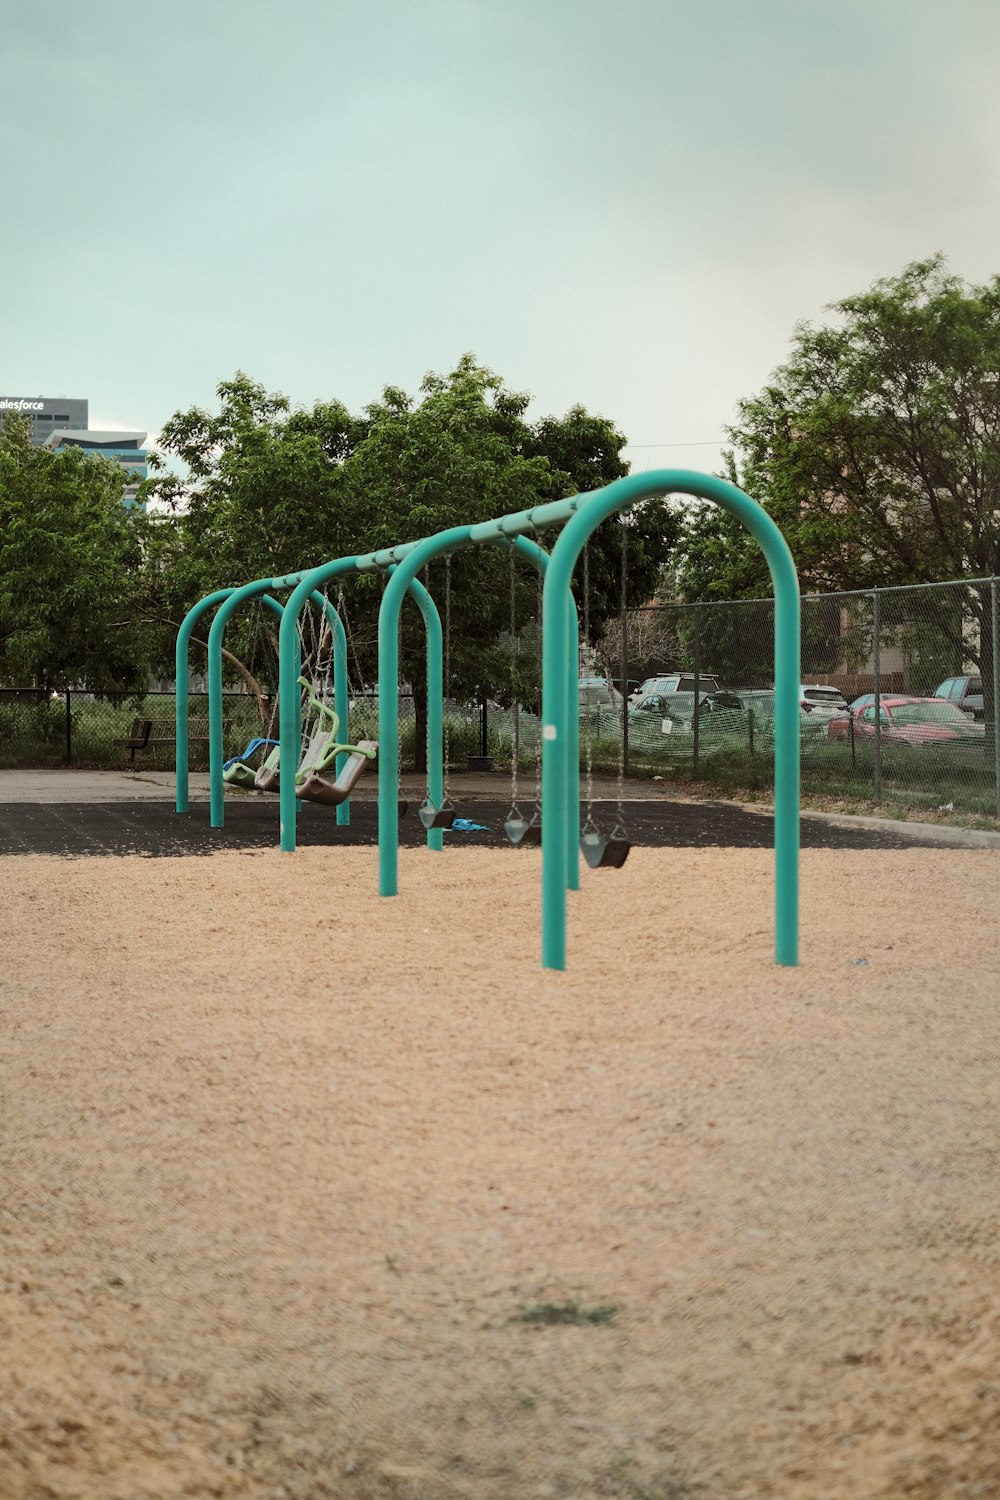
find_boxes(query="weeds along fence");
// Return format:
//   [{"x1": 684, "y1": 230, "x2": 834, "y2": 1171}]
[{"x1": 0, "y1": 689, "x2": 482, "y2": 773}]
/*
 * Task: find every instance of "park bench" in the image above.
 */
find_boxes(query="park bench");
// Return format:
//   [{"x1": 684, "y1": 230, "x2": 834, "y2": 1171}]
[{"x1": 116, "y1": 716, "x2": 231, "y2": 765}]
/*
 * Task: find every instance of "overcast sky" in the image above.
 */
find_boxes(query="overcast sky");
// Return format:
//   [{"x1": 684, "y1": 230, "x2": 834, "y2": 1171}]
[{"x1": 3, "y1": 0, "x2": 1000, "y2": 472}]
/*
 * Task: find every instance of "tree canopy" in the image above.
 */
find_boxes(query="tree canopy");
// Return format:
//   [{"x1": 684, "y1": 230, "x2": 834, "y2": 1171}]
[
  {"x1": 0, "y1": 415, "x2": 156, "y2": 690},
  {"x1": 678, "y1": 255, "x2": 1000, "y2": 601},
  {"x1": 149, "y1": 356, "x2": 680, "y2": 704}
]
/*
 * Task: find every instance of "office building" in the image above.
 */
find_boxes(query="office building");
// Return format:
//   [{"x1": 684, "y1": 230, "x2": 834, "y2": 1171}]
[
  {"x1": 1, "y1": 392, "x2": 148, "y2": 500},
  {"x1": 0, "y1": 394, "x2": 89, "y2": 444}
]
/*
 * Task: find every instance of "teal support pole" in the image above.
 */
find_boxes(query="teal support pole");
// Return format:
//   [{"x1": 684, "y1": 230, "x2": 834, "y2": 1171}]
[
  {"x1": 384, "y1": 566, "x2": 445, "y2": 852},
  {"x1": 540, "y1": 470, "x2": 800, "y2": 971},
  {"x1": 509, "y1": 540, "x2": 578, "y2": 888},
  {"x1": 175, "y1": 588, "x2": 235, "y2": 813},
  {"x1": 378, "y1": 528, "x2": 470, "y2": 896},
  {"x1": 566, "y1": 600, "x2": 581, "y2": 891}
]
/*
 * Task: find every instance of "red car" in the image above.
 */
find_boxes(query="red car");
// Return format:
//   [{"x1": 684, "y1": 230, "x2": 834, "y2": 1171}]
[{"x1": 828, "y1": 695, "x2": 986, "y2": 746}]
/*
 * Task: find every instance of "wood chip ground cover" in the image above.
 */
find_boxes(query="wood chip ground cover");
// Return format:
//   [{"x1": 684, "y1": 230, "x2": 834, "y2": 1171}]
[{"x1": 1, "y1": 846, "x2": 998, "y2": 1499}]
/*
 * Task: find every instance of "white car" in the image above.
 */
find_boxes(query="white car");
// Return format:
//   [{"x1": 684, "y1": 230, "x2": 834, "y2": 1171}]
[
  {"x1": 628, "y1": 673, "x2": 720, "y2": 704},
  {"x1": 799, "y1": 684, "x2": 849, "y2": 722}
]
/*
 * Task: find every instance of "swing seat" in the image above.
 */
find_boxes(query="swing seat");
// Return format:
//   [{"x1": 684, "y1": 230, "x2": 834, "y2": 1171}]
[
  {"x1": 580, "y1": 831, "x2": 631, "y2": 870},
  {"x1": 419, "y1": 802, "x2": 456, "y2": 830},
  {"x1": 252, "y1": 743, "x2": 283, "y2": 793},
  {"x1": 223, "y1": 762, "x2": 259, "y2": 788},
  {"x1": 504, "y1": 814, "x2": 542, "y2": 847},
  {"x1": 224, "y1": 737, "x2": 279, "y2": 788},
  {"x1": 296, "y1": 740, "x2": 378, "y2": 807}
]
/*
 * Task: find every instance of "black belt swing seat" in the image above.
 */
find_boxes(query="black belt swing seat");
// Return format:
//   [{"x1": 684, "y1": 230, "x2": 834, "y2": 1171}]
[
  {"x1": 580, "y1": 827, "x2": 630, "y2": 869},
  {"x1": 504, "y1": 809, "x2": 542, "y2": 846},
  {"x1": 418, "y1": 801, "x2": 456, "y2": 830}
]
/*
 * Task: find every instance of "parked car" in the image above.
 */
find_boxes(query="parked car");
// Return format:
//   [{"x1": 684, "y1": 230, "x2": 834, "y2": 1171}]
[
  {"x1": 828, "y1": 696, "x2": 985, "y2": 746},
  {"x1": 799, "y1": 684, "x2": 849, "y2": 721},
  {"x1": 578, "y1": 676, "x2": 622, "y2": 709},
  {"x1": 628, "y1": 673, "x2": 720, "y2": 704},
  {"x1": 933, "y1": 675, "x2": 984, "y2": 719},
  {"x1": 628, "y1": 690, "x2": 707, "y2": 729}
]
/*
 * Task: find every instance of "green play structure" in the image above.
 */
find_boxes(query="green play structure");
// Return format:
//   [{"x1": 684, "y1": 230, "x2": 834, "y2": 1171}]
[{"x1": 174, "y1": 470, "x2": 801, "y2": 970}]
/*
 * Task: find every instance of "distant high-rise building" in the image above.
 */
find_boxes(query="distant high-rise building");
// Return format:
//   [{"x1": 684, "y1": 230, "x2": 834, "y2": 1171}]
[{"x1": 1, "y1": 393, "x2": 148, "y2": 502}]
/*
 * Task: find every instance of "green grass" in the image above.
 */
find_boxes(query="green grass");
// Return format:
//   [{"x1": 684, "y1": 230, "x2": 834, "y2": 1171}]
[{"x1": 509, "y1": 1299, "x2": 618, "y2": 1327}]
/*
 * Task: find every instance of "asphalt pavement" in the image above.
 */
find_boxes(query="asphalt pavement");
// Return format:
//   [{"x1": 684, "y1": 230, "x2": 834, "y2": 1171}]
[{"x1": 0, "y1": 771, "x2": 987, "y2": 857}]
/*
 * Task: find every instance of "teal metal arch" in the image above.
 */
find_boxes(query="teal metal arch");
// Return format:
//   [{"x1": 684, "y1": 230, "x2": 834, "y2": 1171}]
[
  {"x1": 275, "y1": 559, "x2": 445, "y2": 852},
  {"x1": 174, "y1": 586, "x2": 288, "y2": 813},
  {"x1": 176, "y1": 587, "x2": 238, "y2": 814},
  {"x1": 173, "y1": 468, "x2": 799, "y2": 975},
  {"x1": 205, "y1": 578, "x2": 349, "y2": 828},
  {"x1": 374, "y1": 511, "x2": 586, "y2": 898},
  {"x1": 539, "y1": 470, "x2": 800, "y2": 971}
]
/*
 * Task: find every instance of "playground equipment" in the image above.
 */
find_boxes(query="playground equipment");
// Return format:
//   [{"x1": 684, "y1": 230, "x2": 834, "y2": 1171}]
[
  {"x1": 504, "y1": 546, "x2": 544, "y2": 848},
  {"x1": 577, "y1": 538, "x2": 631, "y2": 870},
  {"x1": 175, "y1": 470, "x2": 801, "y2": 971},
  {"x1": 418, "y1": 556, "x2": 457, "y2": 831},
  {"x1": 222, "y1": 737, "x2": 279, "y2": 788},
  {"x1": 294, "y1": 675, "x2": 377, "y2": 806}
]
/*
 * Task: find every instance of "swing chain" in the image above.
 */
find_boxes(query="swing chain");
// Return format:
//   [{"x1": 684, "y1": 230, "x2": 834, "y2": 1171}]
[
  {"x1": 533, "y1": 532, "x2": 543, "y2": 808},
  {"x1": 582, "y1": 543, "x2": 598, "y2": 837},
  {"x1": 442, "y1": 553, "x2": 453, "y2": 808},
  {"x1": 508, "y1": 547, "x2": 521, "y2": 818},
  {"x1": 611, "y1": 522, "x2": 628, "y2": 840}
]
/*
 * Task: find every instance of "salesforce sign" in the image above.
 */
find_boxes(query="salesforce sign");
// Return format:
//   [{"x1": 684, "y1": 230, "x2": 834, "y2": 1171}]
[{"x1": 0, "y1": 394, "x2": 89, "y2": 440}]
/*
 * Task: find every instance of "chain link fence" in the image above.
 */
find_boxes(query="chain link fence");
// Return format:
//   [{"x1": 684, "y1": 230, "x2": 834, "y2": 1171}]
[
  {"x1": 613, "y1": 577, "x2": 1000, "y2": 823},
  {"x1": 3, "y1": 576, "x2": 998, "y2": 824},
  {"x1": 0, "y1": 688, "x2": 476, "y2": 773}
]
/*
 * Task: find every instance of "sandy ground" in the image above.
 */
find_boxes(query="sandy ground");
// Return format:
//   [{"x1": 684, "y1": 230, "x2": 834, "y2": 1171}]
[{"x1": 2, "y1": 845, "x2": 999, "y2": 1500}]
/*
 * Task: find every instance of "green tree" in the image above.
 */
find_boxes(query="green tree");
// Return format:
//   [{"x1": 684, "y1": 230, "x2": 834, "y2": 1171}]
[
  {"x1": 676, "y1": 256, "x2": 1000, "y2": 739},
  {"x1": 681, "y1": 257, "x2": 1000, "y2": 597},
  {"x1": 149, "y1": 358, "x2": 681, "y2": 760},
  {"x1": 0, "y1": 415, "x2": 155, "y2": 690}
]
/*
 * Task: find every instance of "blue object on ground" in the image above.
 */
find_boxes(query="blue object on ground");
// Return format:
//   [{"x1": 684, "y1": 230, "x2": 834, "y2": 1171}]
[{"x1": 449, "y1": 818, "x2": 490, "y2": 832}]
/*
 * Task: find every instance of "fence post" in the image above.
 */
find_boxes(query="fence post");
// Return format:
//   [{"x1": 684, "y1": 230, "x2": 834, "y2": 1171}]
[
  {"x1": 620, "y1": 595, "x2": 629, "y2": 777},
  {"x1": 992, "y1": 579, "x2": 999, "y2": 821},
  {"x1": 693, "y1": 604, "x2": 701, "y2": 777},
  {"x1": 64, "y1": 689, "x2": 72, "y2": 765},
  {"x1": 872, "y1": 587, "x2": 882, "y2": 804}
]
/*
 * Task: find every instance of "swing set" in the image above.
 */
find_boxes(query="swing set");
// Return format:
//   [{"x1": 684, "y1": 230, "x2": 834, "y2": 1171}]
[{"x1": 174, "y1": 469, "x2": 801, "y2": 971}]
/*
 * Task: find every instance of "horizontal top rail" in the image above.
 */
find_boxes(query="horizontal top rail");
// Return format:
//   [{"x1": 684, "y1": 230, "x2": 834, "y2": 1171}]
[{"x1": 630, "y1": 573, "x2": 1000, "y2": 611}]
